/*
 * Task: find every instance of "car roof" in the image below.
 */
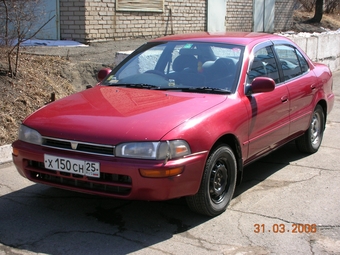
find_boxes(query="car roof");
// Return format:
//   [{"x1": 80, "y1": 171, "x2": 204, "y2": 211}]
[{"x1": 150, "y1": 32, "x2": 288, "y2": 46}]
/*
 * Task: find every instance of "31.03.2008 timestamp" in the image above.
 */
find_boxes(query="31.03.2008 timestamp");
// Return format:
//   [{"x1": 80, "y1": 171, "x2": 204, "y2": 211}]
[{"x1": 254, "y1": 224, "x2": 317, "y2": 233}]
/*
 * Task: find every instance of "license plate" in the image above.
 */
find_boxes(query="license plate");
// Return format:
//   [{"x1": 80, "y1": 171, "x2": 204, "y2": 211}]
[{"x1": 44, "y1": 154, "x2": 100, "y2": 178}]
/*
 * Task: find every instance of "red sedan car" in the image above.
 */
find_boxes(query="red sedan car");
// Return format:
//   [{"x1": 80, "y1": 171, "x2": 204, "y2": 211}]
[{"x1": 12, "y1": 32, "x2": 334, "y2": 216}]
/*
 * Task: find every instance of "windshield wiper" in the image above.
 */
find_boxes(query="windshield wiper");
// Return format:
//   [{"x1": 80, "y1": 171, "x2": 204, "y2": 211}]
[
  {"x1": 111, "y1": 84, "x2": 231, "y2": 94},
  {"x1": 115, "y1": 83, "x2": 161, "y2": 89},
  {"x1": 181, "y1": 87, "x2": 231, "y2": 94}
]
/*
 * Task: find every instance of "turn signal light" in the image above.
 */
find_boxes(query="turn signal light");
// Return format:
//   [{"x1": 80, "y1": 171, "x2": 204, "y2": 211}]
[
  {"x1": 175, "y1": 145, "x2": 189, "y2": 154},
  {"x1": 139, "y1": 167, "x2": 183, "y2": 178},
  {"x1": 12, "y1": 147, "x2": 19, "y2": 157}
]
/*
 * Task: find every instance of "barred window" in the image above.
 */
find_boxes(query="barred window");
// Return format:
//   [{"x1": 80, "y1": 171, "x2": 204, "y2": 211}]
[{"x1": 116, "y1": 0, "x2": 164, "y2": 12}]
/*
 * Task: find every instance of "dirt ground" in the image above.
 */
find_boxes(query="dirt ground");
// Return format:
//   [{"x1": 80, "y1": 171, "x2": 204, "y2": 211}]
[
  {"x1": 0, "y1": 11, "x2": 340, "y2": 146},
  {"x1": 0, "y1": 39, "x2": 146, "y2": 145},
  {"x1": 291, "y1": 11, "x2": 340, "y2": 32}
]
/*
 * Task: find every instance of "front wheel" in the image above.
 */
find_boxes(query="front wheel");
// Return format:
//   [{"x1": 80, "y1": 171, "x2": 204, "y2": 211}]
[
  {"x1": 186, "y1": 144, "x2": 237, "y2": 217},
  {"x1": 296, "y1": 105, "x2": 325, "y2": 153}
]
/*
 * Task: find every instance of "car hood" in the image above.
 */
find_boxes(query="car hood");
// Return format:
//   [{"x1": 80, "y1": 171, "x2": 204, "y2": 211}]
[{"x1": 24, "y1": 86, "x2": 227, "y2": 145}]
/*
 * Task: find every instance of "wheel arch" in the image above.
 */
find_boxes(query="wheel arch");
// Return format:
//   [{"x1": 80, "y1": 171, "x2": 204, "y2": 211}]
[
  {"x1": 317, "y1": 99, "x2": 327, "y2": 130},
  {"x1": 211, "y1": 134, "x2": 244, "y2": 185}
]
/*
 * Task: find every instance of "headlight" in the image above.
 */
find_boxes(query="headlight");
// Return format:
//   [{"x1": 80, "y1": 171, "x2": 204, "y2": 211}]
[
  {"x1": 115, "y1": 140, "x2": 191, "y2": 160},
  {"x1": 18, "y1": 125, "x2": 42, "y2": 145}
]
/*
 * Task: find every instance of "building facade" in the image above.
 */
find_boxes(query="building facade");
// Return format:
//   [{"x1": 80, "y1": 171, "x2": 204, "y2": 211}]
[{"x1": 57, "y1": 0, "x2": 296, "y2": 43}]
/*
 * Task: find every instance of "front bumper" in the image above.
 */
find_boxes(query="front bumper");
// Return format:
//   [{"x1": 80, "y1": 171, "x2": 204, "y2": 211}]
[{"x1": 12, "y1": 140, "x2": 207, "y2": 201}]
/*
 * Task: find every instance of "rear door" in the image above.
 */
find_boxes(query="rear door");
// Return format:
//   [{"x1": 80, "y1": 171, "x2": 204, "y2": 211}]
[{"x1": 273, "y1": 44, "x2": 318, "y2": 136}]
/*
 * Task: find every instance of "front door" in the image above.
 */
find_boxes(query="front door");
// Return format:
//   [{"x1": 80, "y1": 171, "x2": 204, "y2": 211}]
[
  {"x1": 246, "y1": 44, "x2": 290, "y2": 162},
  {"x1": 27, "y1": 0, "x2": 59, "y2": 40},
  {"x1": 207, "y1": 0, "x2": 227, "y2": 32},
  {"x1": 253, "y1": 0, "x2": 275, "y2": 32}
]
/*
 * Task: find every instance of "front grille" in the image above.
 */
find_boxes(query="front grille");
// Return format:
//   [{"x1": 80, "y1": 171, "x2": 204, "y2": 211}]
[
  {"x1": 42, "y1": 137, "x2": 115, "y2": 156},
  {"x1": 27, "y1": 161, "x2": 132, "y2": 196}
]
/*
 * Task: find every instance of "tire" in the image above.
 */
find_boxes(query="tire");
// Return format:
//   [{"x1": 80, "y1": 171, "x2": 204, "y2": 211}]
[
  {"x1": 296, "y1": 105, "x2": 325, "y2": 154},
  {"x1": 186, "y1": 144, "x2": 237, "y2": 217}
]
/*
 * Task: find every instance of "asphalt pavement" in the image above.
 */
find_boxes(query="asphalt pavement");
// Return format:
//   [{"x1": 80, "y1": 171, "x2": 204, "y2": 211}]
[
  {"x1": 0, "y1": 71, "x2": 339, "y2": 254},
  {"x1": 0, "y1": 41, "x2": 339, "y2": 254}
]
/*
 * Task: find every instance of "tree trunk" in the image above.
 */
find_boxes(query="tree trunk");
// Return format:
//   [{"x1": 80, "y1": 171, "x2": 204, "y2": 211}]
[
  {"x1": 306, "y1": 0, "x2": 324, "y2": 23},
  {"x1": 2, "y1": 0, "x2": 9, "y2": 45}
]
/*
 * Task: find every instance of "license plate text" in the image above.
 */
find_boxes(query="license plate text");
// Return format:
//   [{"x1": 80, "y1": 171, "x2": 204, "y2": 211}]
[{"x1": 44, "y1": 154, "x2": 100, "y2": 178}]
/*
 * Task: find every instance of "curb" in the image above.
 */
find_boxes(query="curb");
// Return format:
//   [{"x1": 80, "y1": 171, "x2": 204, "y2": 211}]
[{"x1": 0, "y1": 144, "x2": 12, "y2": 164}]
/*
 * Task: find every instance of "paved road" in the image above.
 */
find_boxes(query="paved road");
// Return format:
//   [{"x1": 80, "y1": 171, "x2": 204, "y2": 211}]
[{"x1": 0, "y1": 71, "x2": 339, "y2": 255}]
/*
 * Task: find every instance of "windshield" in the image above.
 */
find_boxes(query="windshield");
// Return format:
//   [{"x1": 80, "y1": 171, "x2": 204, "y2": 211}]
[{"x1": 102, "y1": 41, "x2": 244, "y2": 93}]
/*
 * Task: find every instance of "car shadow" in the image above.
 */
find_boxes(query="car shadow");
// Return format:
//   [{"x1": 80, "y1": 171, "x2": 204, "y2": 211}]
[
  {"x1": 234, "y1": 141, "x2": 303, "y2": 197},
  {"x1": 0, "y1": 141, "x2": 308, "y2": 254}
]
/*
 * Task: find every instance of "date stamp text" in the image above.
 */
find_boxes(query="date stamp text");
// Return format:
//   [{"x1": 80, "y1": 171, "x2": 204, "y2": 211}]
[{"x1": 254, "y1": 224, "x2": 317, "y2": 233}]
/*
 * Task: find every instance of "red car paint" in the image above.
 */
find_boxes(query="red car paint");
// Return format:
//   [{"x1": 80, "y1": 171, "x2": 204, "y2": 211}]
[{"x1": 12, "y1": 32, "x2": 334, "y2": 212}]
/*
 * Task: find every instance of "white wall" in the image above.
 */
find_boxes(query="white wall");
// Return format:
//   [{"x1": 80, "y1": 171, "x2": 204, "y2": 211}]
[{"x1": 285, "y1": 31, "x2": 340, "y2": 72}]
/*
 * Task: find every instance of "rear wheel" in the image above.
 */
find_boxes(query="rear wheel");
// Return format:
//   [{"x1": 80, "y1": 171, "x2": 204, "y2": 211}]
[
  {"x1": 296, "y1": 105, "x2": 325, "y2": 153},
  {"x1": 186, "y1": 144, "x2": 237, "y2": 217}
]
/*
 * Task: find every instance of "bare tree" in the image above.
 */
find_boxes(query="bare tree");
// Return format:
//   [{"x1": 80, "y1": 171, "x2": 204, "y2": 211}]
[
  {"x1": 325, "y1": 0, "x2": 339, "y2": 13},
  {"x1": 1, "y1": 0, "x2": 10, "y2": 46},
  {"x1": 299, "y1": 0, "x2": 339, "y2": 16},
  {"x1": 308, "y1": 0, "x2": 324, "y2": 23},
  {"x1": 298, "y1": 0, "x2": 315, "y2": 12},
  {"x1": 0, "y1": 0, "x2": 54, "y2": 77}
]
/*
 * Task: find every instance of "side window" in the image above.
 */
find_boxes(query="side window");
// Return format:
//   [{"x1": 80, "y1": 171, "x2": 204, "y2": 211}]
[
  {"x1": 274, "y1": 45, "x2": 308, "y2": 81},
  {"x1": 296, "y1": 50, "x2": 309, "y2": 73},
  {"x1": 248, "y1": 46, "x2": 280, "y2": 84}
]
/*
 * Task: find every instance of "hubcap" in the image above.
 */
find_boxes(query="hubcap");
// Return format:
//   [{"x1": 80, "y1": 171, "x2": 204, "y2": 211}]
[
  {"x1": 311, "y1": 112, "x2": 321, "y2": 146},
  {"x1": 209, "y1": 160, "x2": 228, "y2": 203}
]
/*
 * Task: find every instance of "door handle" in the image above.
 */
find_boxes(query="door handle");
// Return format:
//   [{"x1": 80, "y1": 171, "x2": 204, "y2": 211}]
[{"x1": 281, "y1": 95, "x2": 288, "y2": 103}]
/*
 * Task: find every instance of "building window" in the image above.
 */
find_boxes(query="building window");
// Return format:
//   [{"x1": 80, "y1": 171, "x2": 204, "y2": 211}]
[{"x1": 116, "y1": 0, "x2": 164, "y2": 12}]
